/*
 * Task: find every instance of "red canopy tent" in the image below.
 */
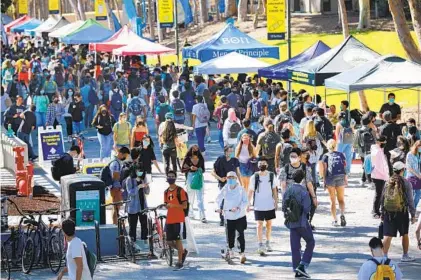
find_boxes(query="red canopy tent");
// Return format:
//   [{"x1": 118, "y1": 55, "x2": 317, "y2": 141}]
[
  {"x1": 112, "y1": 41, "x2": 174, "y2": 56},
  {"x1": 5, "y1": 15, "x2": 31, "y2": 33}
]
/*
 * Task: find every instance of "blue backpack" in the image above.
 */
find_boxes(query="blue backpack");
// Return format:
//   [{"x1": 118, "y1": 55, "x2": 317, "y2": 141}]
[
  {"x1": 111, "y1": 90, "x2": 123, "y2": 112},
  {"x1": 129, "y1": 97, "x2": 143, "y2": 116},
  {"x1": 31, "y1": 60, "x2": 41, "y2": 73},
  {"x1": 251, "y1": 99, "x2": 263, "y2": 120},
  {"x1": 102, "y1": 81, "x2": 112, "y2": 103},
  {"x1": 184, "y1": 91, "x2": 195, "y2": 113},
  {"x1": 88, "y1": 87, "x2": 99, "y2": 105}
]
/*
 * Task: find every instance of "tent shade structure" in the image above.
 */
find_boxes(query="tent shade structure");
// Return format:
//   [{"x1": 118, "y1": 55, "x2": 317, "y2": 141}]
[
  {"x1": 287, "y1": 35, "x2": 381, "y2": 86},
  {"x1": 193, "y1": 52, "x2": 270, "y2": 74},
  {"x1": 1, "y1": 14, "x2": 13, "y2": 25},
  {"x1": 48, "y1": 20, "x2": 84, "y2": 38},
  {"x1": 324, "y1": 55, "x2": 421, "y2": 92},
  {"x1": 5, "y1": 15, "x2": 30, "y2": 32},
  {"x1": 112, "y1": 40, "x2": 175, "y2": 55},
  {"x1": 25, "y1": 16, "x2": 59, "y2": 36},
  {"x1": 61, "y1": 19, "x2": 113, "y2": 44},
  {"x1": 37, "y1": 16, "x2": 69, "y2": 34},
  {"x1": 182, "y1": 23, "x2": 280, "y2": 62},
  {"x1": 258, "y1": 40, "x2": 331, "y2": 80},
  {"x1": 11, "y1": 18, "x2": 42, "y2": 33}
]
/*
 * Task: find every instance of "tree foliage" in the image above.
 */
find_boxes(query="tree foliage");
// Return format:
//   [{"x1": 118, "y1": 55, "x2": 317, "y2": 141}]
[{"x1": 1, "y1": 0, "x2": 13, "y2": 14}]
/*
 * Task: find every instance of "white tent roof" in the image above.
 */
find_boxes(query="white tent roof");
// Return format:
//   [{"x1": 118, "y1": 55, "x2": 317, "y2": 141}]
[
  {"x1": 26, "y1": 16, "x2": 58, "y2": 36},
  {"x1": 48, "y1": 20, "x2": 84, "y2": 38},
  {"x1": 194, "y1": 52, "x2": 270, "y2": 74},
  {"x1": 42, "y1": 17, "x2": 69, "y2": 34}
]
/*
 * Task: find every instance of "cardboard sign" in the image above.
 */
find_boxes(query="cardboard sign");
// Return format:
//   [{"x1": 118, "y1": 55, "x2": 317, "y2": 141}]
[{"x1": 38, "y1": 126, "x2": 65, "y2": 165}]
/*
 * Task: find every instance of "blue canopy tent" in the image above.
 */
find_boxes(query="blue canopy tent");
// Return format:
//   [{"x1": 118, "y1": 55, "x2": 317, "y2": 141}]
[
  {"x1": 61, "y1": 19, "x2": 113, "y2": 44},
  {"x1": 258, "y1": 41, "x2": 331, "y2": 80},
  {"x1": 11, "y1": 18, "x2": 42, "y2": 33},
  {"x1": 182, "y1": 23, "x2": 279, "y2": 62}
]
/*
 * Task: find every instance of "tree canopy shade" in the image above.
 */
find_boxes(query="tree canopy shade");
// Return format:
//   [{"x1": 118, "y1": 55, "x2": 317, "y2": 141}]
[
  {"x1": 287, "y1": 35, "x2": 380, "y2": 86},
  {"x1": 258, "y1": 41, "x2": 330, "y2": 80},
  {"x1": 324, "y1": 55, "x2": 421, "y2": 92},
  {"x1": 182, "y1": 23, "x2": 279, "y2": 62}
]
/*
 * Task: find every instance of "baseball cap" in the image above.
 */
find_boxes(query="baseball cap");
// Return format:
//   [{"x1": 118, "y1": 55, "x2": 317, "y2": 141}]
[
  {"x1": 227, "y1": 171, "x2": 237, "y2": 178},
  {"x1": 392, "y1": 161, "x2": 405, "y2": 172}
]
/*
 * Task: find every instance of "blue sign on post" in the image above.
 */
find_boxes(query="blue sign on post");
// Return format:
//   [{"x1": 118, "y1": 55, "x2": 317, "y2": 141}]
[{"x1": 38, "y1": 126, "x2": 65, "y2": 165}]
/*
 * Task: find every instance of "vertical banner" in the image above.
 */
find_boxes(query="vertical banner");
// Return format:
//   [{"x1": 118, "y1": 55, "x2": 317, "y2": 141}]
[
  {"x1": 18, "y1": 0, "x2": 28, "y2": 16},
  {"x1": 267, "y1": 0, "x2": 286, "y2": 40},
  {"x1": 49, "y1": 0, "x2": 60, "y2": 14},
  {"x1": 95, "y1": 0, "x2": 108, "y2": 21},
  {"x1": 158, "y1": 0, "x2": 174, "y2": 28}
]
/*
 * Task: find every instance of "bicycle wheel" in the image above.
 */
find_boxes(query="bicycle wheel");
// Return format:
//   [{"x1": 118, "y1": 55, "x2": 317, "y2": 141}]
[
  {"x1": 22, "y1": 237, "x2": 35, "y2": 274},
  {"x1": 165, "y1": 247, "x2": 173, "y2": 267},
  {"x1": 152, "y1": 224, "x2": 163, "y2": 258},
  {"x1": 30, "y1": 229, "x2": 43, "y2": 267},
  {"x1": 47, "y1": 234, "x2": 63, "y2": 274},
  {"x1": 124, "y1": 236, "x2": 136, "y2": 263},
  {"x1": 1, "y1": 244, "x2": 11, "y2": 280}
]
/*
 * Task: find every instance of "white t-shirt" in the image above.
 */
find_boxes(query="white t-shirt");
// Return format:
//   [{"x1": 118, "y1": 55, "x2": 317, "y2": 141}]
[
  {"x1": 249, "y1": 172, "x2": 276, "y2": 211},
  {"x1": 192, "y1": 103, "x2": 209, "y2": 128},
  {"x1": 66, "y1": 237, "x2": 93, "y2": 280},
  {"x1": 357, "y1": 257, "x2": 402, "y2": 280}
]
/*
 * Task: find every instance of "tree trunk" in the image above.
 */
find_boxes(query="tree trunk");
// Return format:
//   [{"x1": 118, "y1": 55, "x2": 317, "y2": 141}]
[
  {"x1": 357, "y1": 0, "x2": 370, "y2": 30},
  {"x1": 358, "y1": 90, "x2": 369, "y2": 112},
  {"x1": 408, "y1": 0, "x2": 421, "y2": 47},
  {"x1": 113, "y1": 0, "x2": 121, "y2": 21},
  {"x1": 253, "y1": 0, "x2": 262, "y2": 29},
  {"x1": 77, "y1": 0, "x2": 86, "y2": 21},
  {"x1": 338, "y1": 0, "x2": 349, "y2": 38},
  {"x1": 389, "y1": 0, "x2": 421, "y2": 63},
  {"x1": 105, "y1": 0, "x2": 113, "y2": 30},
  {"x1": 68, "y1": 0, "x2": 81, "y2": 20},
  {"x1": 147, "y1": 0, "x2": 155, "y2": 40},
  {"x1": 199, "y1": 0, "x2": 207, "y2": 25},
  {"x1": 238, "y1": 0, "x2": 248, "y2": 22},
  {"x1": 225, "y1": 0, "x2": 236, "y2": 18}
]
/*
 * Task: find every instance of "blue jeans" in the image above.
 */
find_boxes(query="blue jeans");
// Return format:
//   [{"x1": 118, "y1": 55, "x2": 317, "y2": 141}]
[
  {"x1": 337, "y1": 143, "x2": 352, "y2": 174},
  {"x1": 35, "y1": 112, "x2": 46, "y2": 127},
  {"x1": 290, "y1": 223, "x2": 315, "y2": 270},
  {"x1": 414, "y1": 189, "x2": 421, "y2": 209},
  {"x1": 84, "y1": 104, "x2": 94, "y2": 128},
  {"x1": 218, "y1": 129, "x2": 224, "y2": 149},
  {"x1": 98, "y1": 133, "x2": 113, "y2": 160},
  {"x1": 72, "y1": 121, "x2": 82, "y2": 134},
  {"x1": 129, "y1": 114, "x2": 136, "y2": 127},
  {"x1": 17, "y1": 132, "x2": 35, "y2": 159},
  {"x1": 195, "y1": 126, "x2": 207, "y2": 152}
]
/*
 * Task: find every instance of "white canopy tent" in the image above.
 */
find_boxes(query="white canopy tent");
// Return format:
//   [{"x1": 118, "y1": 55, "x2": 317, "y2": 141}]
[
  {"x1": 193, "y1": 52, "x2": 270, "y2": 74},
  {"x1": 48, "y1": 20, "x2": 84, "y2": 39},
  {"x1": 25, "y1": 16, "x2": 58, "y2": 36}
]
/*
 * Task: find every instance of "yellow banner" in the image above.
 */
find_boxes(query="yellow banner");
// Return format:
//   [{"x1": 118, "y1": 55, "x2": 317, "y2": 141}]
[
  {"x1": 267, "y1": 0, "x2": 286, "y2": 40},
  {"x1": 158, "y1": 0, "x2": 174, "y2": 28},
  {"x1": 49, "y1": 0, "x2": 60, "y2": 14},
  {"x1": 18, "y1": 0, "x2": 28, "y2": 15},
  {"x1": 95, "y1": 0, "x2": 107, "y2": 20}
]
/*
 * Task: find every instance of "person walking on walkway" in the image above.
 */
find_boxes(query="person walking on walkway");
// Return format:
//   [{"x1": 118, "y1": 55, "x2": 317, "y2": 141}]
[
  {"x1": 92, "y1": 105, "x2": 115, "y2": 160},
  {"x1": 405, "y1": 140, "x2": 421, "y2": 209}
]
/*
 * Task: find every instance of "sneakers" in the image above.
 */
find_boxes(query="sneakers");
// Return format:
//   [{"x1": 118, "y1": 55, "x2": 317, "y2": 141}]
[
  {"x1": 340, "y1": 215, "x2": 346, "y2": 227},
  {"x1": 295, "y1": 272, "x2": 306, "y2": 278},
  {"x1": 182, "y1": 249, "x2": 189, "y2": 264},
  {"x1": 228, "y1": 249, "x2": 235, "y2": 259},
  {"x1": 257, "y1": 243, "x2": 265, "y2": 255},
  {"x1": 174, "y1": 262, "x2": 184, "y2": 270},
  {"x1": 295, "y1": 264, "x2": 311, "y2": 279},
  {"x1": 332, "y1": 221, "x2": 339, "y2": 227},
  {"x1": 220, "y1": 220, "x2": 225, "y2": 227},
  {"x1": 201, "y1": 217, "x2": 207, "y2": 223},
  {"x1": 240, "y1": 253, "x2": 246, "y2": 264},
  {"x1": 359, "y1": 179, "x2": 365, "y2": 187},
  {"x1": 266, "y1": 241, "x2": 273, "y2": 252},
  {"x1": 401, "y1": 255, "x2": 415, "y2": 262}
]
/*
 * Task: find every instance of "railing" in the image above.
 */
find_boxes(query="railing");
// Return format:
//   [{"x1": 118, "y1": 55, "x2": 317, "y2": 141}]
[{"x1": 0, "y1": 131, "x2": 28, "y2": 174}]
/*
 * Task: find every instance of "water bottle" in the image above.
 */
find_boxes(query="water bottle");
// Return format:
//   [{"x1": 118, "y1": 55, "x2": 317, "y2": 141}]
[{"x1": 6, "y1": 124, "x2": 14, "y2": 138}]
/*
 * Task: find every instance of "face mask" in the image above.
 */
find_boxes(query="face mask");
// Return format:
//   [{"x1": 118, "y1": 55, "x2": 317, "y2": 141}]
[
  {"x1": 227, "y1": 178, "x2": 236, "y2": 185},
  {"x1": 167, "y1": 178, "x2": 176, "y2": 184},
  {"x1": 101, "y1": 111, "x2": 107, "y2": 115},
  {"x1": 259, "y1": 165, "x2": 267, "y2": 172},
  {"x1": 290, "y1": 157, "x2": 300, "y2": 164},
  {"x1": 379, "y1": 143, "x2": 386, "y2": 149},
  {"x1": 142, "y1": 140, "x2": 149, "y2": 147},
  {"x1": 136, "y1": 171, "x2": 143, "y2": 177},
  {"x1": 389, "y1": 98, "x2": 395, "y2": 104}
]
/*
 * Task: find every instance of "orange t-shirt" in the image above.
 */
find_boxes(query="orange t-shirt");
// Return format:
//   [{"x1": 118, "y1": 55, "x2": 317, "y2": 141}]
[{"x1": 164, "y1": 186, "x2": 187, "y2": 224}]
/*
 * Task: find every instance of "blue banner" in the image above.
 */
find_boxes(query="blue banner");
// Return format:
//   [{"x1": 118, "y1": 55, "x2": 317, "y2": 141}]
[
  {"x1": 111, "y1": 11, "x2": 122, "y2": 32},
  {"x1": 39, "y1": 129, "x2": 64, "y2": 162},
  {"x1": 179, "y1": 0, "x2": 193, "y2": 25}
]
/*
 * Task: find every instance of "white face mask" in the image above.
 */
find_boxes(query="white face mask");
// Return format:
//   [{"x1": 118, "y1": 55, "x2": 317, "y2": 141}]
[{"x1": 290, "y1": 157, "x2": 300, "y2": 164}]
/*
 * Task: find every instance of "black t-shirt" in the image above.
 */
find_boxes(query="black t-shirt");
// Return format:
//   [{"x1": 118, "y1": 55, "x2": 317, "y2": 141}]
[
  {"x1": 94, "y1": 114, "x2": 114, "y2": 136},
  {"x1": 139, "y1": 147, "x2": 156, "y2": 173},
  {"x1": 379, "y1": 122, "x2": 402, "y2": 152},
  {"x1": 214, "y1": 155, "x2": 239, "y2": 186},
  {"x1": 69, "y1": 101, "x2": 84, "y2": 122},
  {"x1": 18, "y1": 110, "x2": 36, "y2": 134},
  {"x1": 59, "y1": 153, "x2": 76, "y2": 178},
  {"x1": 379, "y1": 103, "x2": 401, "y2": 120}
]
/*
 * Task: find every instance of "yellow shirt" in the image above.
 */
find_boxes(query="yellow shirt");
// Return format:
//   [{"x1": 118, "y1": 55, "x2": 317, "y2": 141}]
[{"x1": 113, "y1": 121, "x2": 131, "y2": 145}]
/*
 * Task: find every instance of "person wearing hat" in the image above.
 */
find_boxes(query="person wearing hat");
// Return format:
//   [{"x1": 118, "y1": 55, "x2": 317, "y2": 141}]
[
  {"x1": 216, "y1": 171, "x2": 248, "y2": 264},
  {"x1": 381, "y1": 161, "x2": 416, "y2": 262},
  {"x1": 379, "y1": 110, "x2": 402, "y2": 175}
]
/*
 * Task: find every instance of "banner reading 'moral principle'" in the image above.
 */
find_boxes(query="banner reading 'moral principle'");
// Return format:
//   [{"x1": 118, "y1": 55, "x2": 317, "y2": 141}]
[
  {"x1": 267, "y1": 0, "x2": 286, "y2": 40},
  {"x1": 158, "y1": 0, "x2": 174, "y2": 28}
]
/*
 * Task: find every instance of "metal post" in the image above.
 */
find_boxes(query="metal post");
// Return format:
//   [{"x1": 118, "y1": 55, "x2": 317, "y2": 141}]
[
  {"x1": 286, "y1": 0, "x2": 292, "y2": 107},
  {"x1": 324, "y1": 87, "x2": 327, "y2": 104},
  {"x1": 347, "y1": 91, "x2": 351, "y2": 123},
  {"x1": 174, "y1": 0, "x2": 180, "y2": 67},
  {"x1": 383, "y1": 88, "x2": 386, "y2": 103}
]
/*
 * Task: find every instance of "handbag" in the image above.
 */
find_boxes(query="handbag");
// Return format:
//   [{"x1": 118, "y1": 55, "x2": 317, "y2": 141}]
[
  {"x1": 378, "y1": 221, "x2": 384, "y2": 240},
  {"x1": 246, "y1": 157, "x2": 258, "y2": 172},
  {"x1": 407, "y1": 176, "x2": 421, "y2": 190},
  {"x1": 190, "y1": 168, "x2": 204, "y2": 190}
]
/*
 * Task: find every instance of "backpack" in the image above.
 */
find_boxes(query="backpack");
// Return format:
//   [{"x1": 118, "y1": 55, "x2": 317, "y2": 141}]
[
  {"x1": 44, "y1": 81, "x2": 57, "y2": 93},
  {"x1": 243, "y1": 86, "x2": 253, "y2": 106},
  {"x1": 83, "y1": 243, "x2": 97, "y2": 277},
  {"x1": 31, "y1": 60, "x2": 41, "y2": 73},
  {"x1": 183, "y1": 91, "x2": 195, "y2": 112},
  {"x1": 383, "y1": 175, "x2": 406, "y2": 213},
  {"x1": 111, "y1": 90, "x2": 123, "y2": 112},
  {"x1": 100, "y1": 160, "x2": 121, "y2": 187},
  {"x1": 284, "y1": 190, "x2": 303, "y2": 223},
  {"x1": 270, "y1": 101, "x2": 281, "y2": 119},
  {"x1": 341, "y1": 127, "x2": 354, "y2": 144},
  {"x1": 165, "y1": 186, "x2": 190, "y2": 217},
  {"x1": 279, "y1": 141, "x2": 293, "y2": 167},
  {"x1": 251, "y1": 99, "x2": 263, "y2": 120},
  {"x1": 163, "y1": 73, "x2": 173, "y2": 90},
  {"x1": 196, "y1": 103, "x2": 210, "y2": 123},
  {"x1": 305, "y1": 138, "x2": 318, "y2": 152},
  {"x1": 315, "y1": 117, "x2": 333, "y2": 141},
  {"x1": 51, "y1": 154, "x2": 68, "y2": 181},
  {"x1": 291, "y1": 102, "x2": 304, "y2": 123},
  {"x1": 129, "y1": 97, "x2": 143, "y2": 117},
  {"x1": 359, "y1": 128, "x2": 376, "y2": 154},
  {"x1": 54, "y1": 72, "x2": 64, "y2": 87},
  {"x1": 158, "y1": 105, "x2": 170, "y2": 123},
  {"x1": 171, "y1": 99, "x2": 185, "y2": 119},
  {"x1": 369, "y1": 258, "x2": 396, "y2": 280},
  {"x1": 88, "y1": 87, "x2": 99, "y2": 105},
  {"x1": 219, "y1": 107, "x2": 230, "y2": 127},
  {"x1": 261, "y1": 132, "x2": 280, "y2": 158},
  {"x1": 228, "y1": 122, "x2": 242, "y2": 139},
  {"x1": 253, "y1": 172, "x2": 275, "y2": 206}
]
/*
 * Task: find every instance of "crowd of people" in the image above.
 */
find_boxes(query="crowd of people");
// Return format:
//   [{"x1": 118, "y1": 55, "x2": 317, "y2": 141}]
[{"x1": 2, "y1": 36, "x2": 421, "y2": 278}]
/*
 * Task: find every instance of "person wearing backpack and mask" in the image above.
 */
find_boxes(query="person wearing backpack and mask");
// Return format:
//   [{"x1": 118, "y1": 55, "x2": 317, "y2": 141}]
[
  {"x1": 355, "y1": 114, "x2": 377, "y2": 187},
  {"x1": 246, "y1": 89, "x2": 268, "y2": 133},
  {"x1": 371, "y1": 136, "x2": 390, "y2": 219},
  {"x1": 381, "y1": 161, "x2": 416, "y2": 262},
  {"x1": 192, "y1": 95, "x2": 210, "y2": 153},
  {"x1": 256, "y1": 119, "x2": 280, "y2": 173},
  {"x1": 380, "y1": 111, "x2": 402, "y2": 175},
  {"x1": 282, "y1": 169, "x2": 314, "y2": 279},
  {"x1": 235, "y1": 134, "x2": 257, "y2": 194},
  {"x1": 214, "y1": 96, "x2": 231, "y2": 149},
  {"x1": 112, "y1": 113, "x2": 131, "y2": 150},
  {"x1": 223, "y1": 108, "x2": 242, "y2": 147},
  {"x1": 110, "y1": 82, "x2": 123, "y2": 121},
  {"x1": 92, "y1": 105, "x2": 115, "y2": 160},
  {"x1": 358, "y1": 237, "x2": 403, "y2": 280},
  {"x1": 275, "y1": 128, "x2": 296, "y2": 174},
  {"x1": 164, "y1": 170, "x2": 189, "y2": 270},
  {"x1": 127, "y1": 89, "x2": 147, "y2": 126},
  {"x1": 248, "y1": 160, "x2": 278, "y2": 255},
  {"x1": 335, "y1": 111, "x2": 354, "y2": 175},
  {"x1": 406, "y1": 141, "x2": 421, "y2": 209},
  {"x1": 155, "y1": 95, "x2": 173, "y2": 129},
  {"x1": 170, "y1": 90, "x2": 186, "y2": 125},
  {"x1": 216, "y1": 171, "x2": 248, "y2": 264}
]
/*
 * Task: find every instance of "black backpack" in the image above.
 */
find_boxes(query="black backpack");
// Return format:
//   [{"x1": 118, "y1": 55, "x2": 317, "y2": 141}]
[
  {"x1": 165, "y1": 186, "x2": 190, "y2": 217},
  {"x1": 262, "y1": 132, "x2": 280, "y2": 158},
  {"x1": 279, "y1": 141, "x2": 294, "y2": 167},
  {"x1": 171, "y1": 99, "x2": 185, "y2": 117},
  {"x1": 305, "y1": 138, "x2": 318, "y2": 152},
  {"x1": 315, "y1": 117, "x2": 333, "y2": 141},
  {"x1": 359, "y1": 127, "x2": 376, "y2": 154},
  {"x1": 219, "y1": 107, "x2": 229, "y2": 127},
  {"x1": 242, "y1": 86, "x2": 253, "y2": 106},
  {"x1": 284, "y1": 190, "x2": 303, "y2": 223},
  {"x1": 253, "y1": 172, "x2": 275, "y2": 205},
  {"x1": 228, "y1": 122, "x2": 242, "y2": 139},
  {"x1": 292, "y1": 102, "x2": 304, "y2": 123},
  {"x1": 100, "y1": 159, "x2": 120, "y2": 187},
  {"x1": 51, "y1": 154, "x2": 68, "y2": 181},
  {"x1": 158, "y1": 105, "x2": 170, "y2": 123},
  {"x1": 163, "y1": 73, "x2": 173, "y2": 90}
]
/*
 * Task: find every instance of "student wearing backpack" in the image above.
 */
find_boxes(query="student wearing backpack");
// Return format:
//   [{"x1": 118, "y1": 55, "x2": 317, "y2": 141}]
[
  {"x1": 127, "y1": 90, "x2": 147, "y2": 127},
  {"x1": 282, "y1": 169, "x2": 314, "y2": 279},
  {"x1": 380, "y1": 111, "x2": 402, "y2": 175},
  {"x1": 246, "y1": 90, "x2": 268, "y2": 133},
  {"x1": 110, "y1": 82, "x2": 124, "y2": 122},
  {"x1": 180, "y1": 81, "x2": 196, "y2": 129},
  {"x1": 405, "y1": 141, "x2": 421, "y2": 209},
  {"x1": 256, "y1": 119, "x2": 280, "y2": 173},
  {"x1": 68, "y1": 94, "x2": 85, "y2": 135},
  {"x1": 192, "y1": 95, "x2": 210, "y2": 153},
  {"x1": 248, "y1": 160, "x2": 278, "y2": 254},
  {"x1": 112, "y1": 113, "x2": 131, "y2": 150},
  {"x1": 214, "y1": 96, "x2": 231, "y2": 149},
  {"x1": 170, "y1": 90, "x2": 186, "y2": 125},
  {"x1": 164, "y1": 170, "x2": 189, "y2": 270},
  {"x1": 358, "y1": 237, "x2": 402, "y2": 280},
  {"x1": 92, "y1": 105, "x2": 115, "y2": 160},
  {"x1": 155, "y1": 95, "x2": 173, "y2": 129},
  {"x1": 381, "y1": 162, "x2": 416, "y2": 262},
  {"x1": 335, "y1": 111, "x2": 355, "y2": 175},
  {"x1": 32, "y1": 91, "x2": 49, "y2": 127},
  {"x1": 57, "y1": 219, "x2": 93, "y2": 280},
  {"x1": 275, "y1": 128, "x2": 296, "y2": 174},
  {"x1": 51, "y1": 146, "x2": 81, "y2": 181},
  {"x1": 223, "y1": 108, "x2": 242, "y2": 147},
  {"x1": 43, "y1": 74, "x2": 58, "y2": 102},
  {"x1": 237, "y1": 119, "x2": 258, "y2": 147}
]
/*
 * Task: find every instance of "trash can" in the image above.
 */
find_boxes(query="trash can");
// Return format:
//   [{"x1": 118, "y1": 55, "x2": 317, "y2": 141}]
[{"x1": 61, "y1": 174, "x2": 106, "y2": 226}]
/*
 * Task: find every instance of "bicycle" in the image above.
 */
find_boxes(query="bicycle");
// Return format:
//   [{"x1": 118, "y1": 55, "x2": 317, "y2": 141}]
[
  {"x1": 101, "y1": 200, "x2": 136, "y2": 263},
  {"x1": 70, "y1": 131, "x2": 93, "y2": 159},
  {"x1": 140, "y1": 204, "x2": 173, "y2": 266},
  {"x1": 1, "y1": 243, "x2": 11, "y2": 280}
]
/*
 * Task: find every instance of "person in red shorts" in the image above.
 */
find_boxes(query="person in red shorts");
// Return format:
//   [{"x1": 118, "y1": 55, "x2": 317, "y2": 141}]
[{"x1": 164, "y1": 170, "x2": 189, "y2": 270}]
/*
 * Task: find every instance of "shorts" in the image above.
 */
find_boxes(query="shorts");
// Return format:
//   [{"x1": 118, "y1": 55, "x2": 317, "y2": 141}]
[
  {"x1": 110, "y1": 187, "x2": 123, "y2": 202},
  {"x1": 254, "y1": 209, "x2": 276, "y2": 221},
  {"x1": 165, "y1": 223, "x2": 187, "y2": 241},
  {"x1": 239, "y1": 162, "x2": 254, "y2": 177},
  {"x1": 325, "y1": 175, "x2": 346, "y2": 187},
  {"x1": 383, "y1": 212, "x2": 409, "y2": 237}
]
